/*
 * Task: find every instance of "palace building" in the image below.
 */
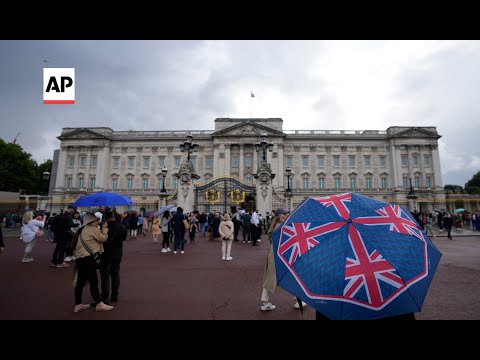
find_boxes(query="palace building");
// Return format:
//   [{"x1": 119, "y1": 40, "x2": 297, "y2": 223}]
[{"x1": 46, "y1": 118, "x2": 446, "y2": 214}]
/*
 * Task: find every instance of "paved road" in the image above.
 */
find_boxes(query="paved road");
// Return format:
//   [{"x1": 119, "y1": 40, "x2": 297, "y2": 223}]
[{"x1": 1, "y1": 227, "x2": 479, "y2": 320}]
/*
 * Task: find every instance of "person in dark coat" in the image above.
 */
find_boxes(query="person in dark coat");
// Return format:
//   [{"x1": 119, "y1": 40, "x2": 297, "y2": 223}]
[
  {"x1": 171, "y1": 207, "x2": 186, "y2": 254},
  {"x1": 213, "y1": 212, "x2": 221, "y2": 239},
  {"x1": 443, "y1": 213, "x2": 454, "y2": 240},
  {"x1": 0, "y1": 223, "x2": 5, "y2": 253},
  {"x1": 100, "y1": 211, "x2": 128, "y2": 304},
  {"x1": 51, "y1": 205, "x2": 79, "y2": 267}
]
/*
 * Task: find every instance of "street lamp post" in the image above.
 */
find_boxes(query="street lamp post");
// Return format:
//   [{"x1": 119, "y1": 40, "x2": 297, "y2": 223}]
[
  {"x1": 158, "y1": 167, "x2": 168, "y2": 208},
  {"x1": 284, "y1": 166, "x2": 293, "y2": 211},
  {"x1": 180, "y1": 134, "x2": 199, "y2": 162},
  {"x1": 42, "y1": 171, "x2": 52, "y2": 214},
  {"x1": 406, "y1": 177, "x2": 418, "y2": 212},
  {"x1": 255, "y1": 133, "x2": 274, "y2": 162}
]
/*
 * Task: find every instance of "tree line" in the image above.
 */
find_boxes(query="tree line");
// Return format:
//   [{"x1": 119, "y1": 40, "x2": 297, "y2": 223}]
[
  {"x1": 0, "y1": 138, "x2": 52, "y2": 194},
  {"x1": 445, "y1": 171, "x2": 480, "y2": 195}
]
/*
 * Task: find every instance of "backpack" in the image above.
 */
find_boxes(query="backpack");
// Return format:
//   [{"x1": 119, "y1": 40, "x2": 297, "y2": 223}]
[{"x1": 69, "y1": 227, "x2": 83, "y2": 254}]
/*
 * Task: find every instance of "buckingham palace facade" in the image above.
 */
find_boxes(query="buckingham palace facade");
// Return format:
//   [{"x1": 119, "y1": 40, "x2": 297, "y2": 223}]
[{"x1": 46, "y1": 118, "x2": 446, "y2": 214}]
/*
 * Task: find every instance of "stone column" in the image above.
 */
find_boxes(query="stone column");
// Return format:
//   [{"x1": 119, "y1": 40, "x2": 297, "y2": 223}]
[
  {"x1": 173, "y1": 160, "x2": 200, "y2": 213},
  {"x1": 213, "y1": 144, "x2": 220, "y2": 178},
  {"x1": 431, "y1": 145, "x2": 443, "y2": 189},
  {"x1": 254, "y1": 161, "x2": 275, "y2": 218},
  {"x1": 55, "y1": 146, "x2": 68, "y2": 190},
  {"x1": 224, "y1": 144, "x2": 231, "y2": 176},
  {"x1": 239, "y1": 144, "x2": 244, "y2": 180},
  {"x1": 96, "y1": 145, "x2": 110, "y2": 191},
  {"x1": 277, "y1": 143, "x2": 284, "y2": 188},
  {"x1": 391, "y1": 144, "x2": 401, "y2": 190}
]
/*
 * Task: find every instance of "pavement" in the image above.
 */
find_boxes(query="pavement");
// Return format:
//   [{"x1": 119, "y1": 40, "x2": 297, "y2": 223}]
[{"x1": 1, "y1": 225, "x2": 479, "y2": 320}]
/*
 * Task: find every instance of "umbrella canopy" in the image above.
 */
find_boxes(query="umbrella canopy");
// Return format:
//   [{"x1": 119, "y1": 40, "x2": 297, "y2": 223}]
[
  {"x1": 272, "y1": 192, "x2": 442, "y2": 320},
  {"x1": 72, "y1": 192, "x2": 135, "y2": 208},
  {"x1": 454, "y1": 208, "x2": 465, "y2": 213},
  {"x1": 152, "y1": 205, "x2": 177, "y2": 218}
]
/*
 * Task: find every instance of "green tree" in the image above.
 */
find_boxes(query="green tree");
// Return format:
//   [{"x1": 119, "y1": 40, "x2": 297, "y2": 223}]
[
  {"x1": 0, "y1": 139, "x2": 50, "y2": 194},
  {"x1": 465, "y1": 171, "x2": 480, "y2": 194},
  {"x1": 444, "y1": 184, "x2": 464, "y2": 194}
]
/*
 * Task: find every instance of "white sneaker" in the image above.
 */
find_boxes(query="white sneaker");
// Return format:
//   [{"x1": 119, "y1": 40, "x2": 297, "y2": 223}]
[
  {"x1": 181, "y1": 251, "x2": 185, "y2": 254},
  {"x1": 293, "y1": 300, "x2": 307, "y2": 309},
  {"x1": 73, "y1": 304, "x2": 91, "y2": 313},
  {"x1": 95, "y1": 301, "x2": 114, "y2": 312},
  {"x1": 222, "y1": 257, "x2": 226, "y2": 260},
  {"x1": 71, "y1": 256, "x2": 76, "y2": 261},
  {"x1": 21, "y1": 257, "x2": 33, "y2": 263},
  {"x1": 161, "y1": 248, "x2": 167, "y2": 253},
  {"x1": 167, "y1": 248, "x2": 171, "y2": 252},
  {"x1": 64, "y1": 256, "x2": 72, "y2": 262},
  {"x1": 173, "y1": 251, "x2": 177, "y2": 254},
  {"x1": 226, "y1": 256, "x2": 233, "y2": 261},
  {"x1": 261, "y1": 303, "x2": 276, "y2": 311}
]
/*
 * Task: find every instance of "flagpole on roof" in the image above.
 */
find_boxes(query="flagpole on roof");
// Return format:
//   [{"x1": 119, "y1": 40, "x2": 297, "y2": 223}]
[{"x1": 250, "y1": 90, "x2": 254, "y2": 118}]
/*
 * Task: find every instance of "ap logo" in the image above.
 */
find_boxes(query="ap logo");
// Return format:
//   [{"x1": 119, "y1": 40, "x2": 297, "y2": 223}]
[{"x1": 43, "y1": 68, "x2": 75, "y2": 104}]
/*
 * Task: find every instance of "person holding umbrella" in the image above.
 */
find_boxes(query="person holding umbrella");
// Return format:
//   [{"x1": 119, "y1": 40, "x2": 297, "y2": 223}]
[{"x1": 260, "y1": 208, "x2": 305, "y2": 311}]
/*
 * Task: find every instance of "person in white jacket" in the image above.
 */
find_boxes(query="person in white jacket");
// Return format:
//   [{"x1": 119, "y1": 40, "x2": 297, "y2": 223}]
[
  {"x1": 219, "y1": 214, "x2": 234, "y2": 261},
  {"x1": 21, "y1": 211, "x2": 46, "y2": 263}
]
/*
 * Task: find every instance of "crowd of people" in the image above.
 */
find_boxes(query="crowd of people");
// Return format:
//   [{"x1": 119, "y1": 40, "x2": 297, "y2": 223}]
[{"x1": 4, "y1": 203, "x2": 480, "y2": 317}]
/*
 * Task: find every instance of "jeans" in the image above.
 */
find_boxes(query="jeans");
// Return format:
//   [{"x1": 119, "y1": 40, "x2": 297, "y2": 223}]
[{"x1": 174, "y1": 232, "x2": 185, "y2": 251}]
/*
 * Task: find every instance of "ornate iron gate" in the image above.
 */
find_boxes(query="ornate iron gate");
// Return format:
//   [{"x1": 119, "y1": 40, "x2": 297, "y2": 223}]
[{"x1": 195, "y1": 177, "x2": 256, "y2": 214}]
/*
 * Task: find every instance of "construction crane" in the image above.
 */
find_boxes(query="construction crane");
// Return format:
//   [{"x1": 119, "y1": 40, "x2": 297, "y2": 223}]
[{"x1": 12, "y1": 132, "x2": 21, "y2": 144}]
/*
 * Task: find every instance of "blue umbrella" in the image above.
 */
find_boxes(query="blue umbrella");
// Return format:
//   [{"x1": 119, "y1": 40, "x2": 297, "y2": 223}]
[
  {"x1": 272, "y1": 192, "x2": 442, "y2": 320},
  {"x1": 72, "y1": 192, "x2": 135, "y2": 207}
]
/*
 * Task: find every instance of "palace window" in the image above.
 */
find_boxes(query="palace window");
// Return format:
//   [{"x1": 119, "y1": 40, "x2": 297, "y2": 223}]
[
  {"x1": 363, "y1": 155, "x2": 371, "y2": 168},
  {"x1": 366, "y1": 177, "x2": 372, "y2": 189},
  {"x1": 426, "y1": 175, "x2": 432, "y2": 188},
  {"x1": 348, "y1": 155, "x2": 356, "y2": 168},
  {"x1": 91, "y1": 156, "x2": 97, "y2": 169},
  {"x1": 113, "y1": 157, "x2": 120, "y2": 169},
  {"x1": 286, "y1": 156, "x2": 293, "y2": 168},
  {"x1": 66, "y1": 177, "x2": 72, "y2": 189},
  {"x1": 143, "y1": 157, "x2": 150, "y2": 169},
  {"x1": 68, "y1": 156, "x2": 75, "y2": 168},
  {"x1": 414, "y1": 176, "x2": 420, "y2": 188},
  {"x1": 142, "y1": 178, "x2": 149, "y2": 190},
  {"x1": 424, "y1": 154, "x2": 431, "y2": 168},
  {"x1": 412, "y1": 155, "x2": 419, "y2": 167},
  {"x1": 78, "y1": 177, "x2": 84, "y2": 189},
  {"x1": 205, "y1": 156, "x2": 213, "y2": 168},
  {"x1": 403, "y1": 176, "x2": 409, "y2": 189},
  {"x1": 317, "y1": 156, "x2": 325, "y2": 168},
  {"x1": 303, "y1": 176, "x2": 309, "y2": 190},
  {"x1": 380, "y1": 156, "x2": 386, "y2": 168},
  {"x1": 333, "y1": 156, "x2": 340, "y2": 168},
  {"x1": 381, "y1": 177, "x2": 388, "y2": 189},
  {"x1": 112, "y1": 178, "x2": 118, "y2": 190},
  {"x1": 302, "y1": 156, "x2": 309, "y2": 168},
  {"x1": 127, "y1": 178, "x2": 133, "y2": 190},
  {"x1": 80, "y1": 156, "x2": 86, "y2": 168},
  {"x1": 318, "y1": 177, "x2": 325, "y2": 190},
  {"x1": 401, "y1": 155, "x2": 408, "y2": 167},
  {"x1": 231, "y1": 155, "x2": 239, "y2": 168},
  {"x1": 174, "y1": 156, "x2": 181, "y2": 168},
  {"x1": 334, "y1": 177, "x2": 341, "y2": 190},
  {"x1": 128, "y1": 157, "x2": 135, "y2": 169},
  {"x1": 245, "y1": 154, "x2": 253, "y2": 167},
  {"x1": 90, "y1": 177, "x2": 96, "y2": 189},
  {"x1": 158, "y1": 156, "x2": 166, "y2": 168}
]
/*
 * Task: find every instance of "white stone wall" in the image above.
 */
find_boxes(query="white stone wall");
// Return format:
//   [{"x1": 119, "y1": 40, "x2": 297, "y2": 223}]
[{"x1": 52, "y1": 122, "x2": 445, "y2": 212}]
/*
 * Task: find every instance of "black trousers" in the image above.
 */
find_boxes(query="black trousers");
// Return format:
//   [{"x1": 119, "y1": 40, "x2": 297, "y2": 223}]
[
  {"x1": 243, "y1": 225, "x2": 251, "y2": 242},
  {"x1": 52, "y1": 237, "x2": 68, "y2": 265},
  {"x1": 100, "y1": 249, "x2": 123, "y2": 302},
  {"x1": 75, "y1": 256, "x2": 101, "y2": 305},
  {"x1": 162, "y1": 231, "x2": 170, "y2": 248}
]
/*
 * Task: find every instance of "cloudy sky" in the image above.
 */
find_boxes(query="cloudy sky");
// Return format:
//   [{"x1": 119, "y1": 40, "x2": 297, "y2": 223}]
[{"x1": 0, "y1": 40, "x2": 478, "y2": 186}]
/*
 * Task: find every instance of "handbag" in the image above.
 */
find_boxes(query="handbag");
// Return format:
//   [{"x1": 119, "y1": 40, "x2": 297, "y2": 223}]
[
  {"x1": 183, "y1": 219, "x2": 190, "y2": 230},
  {"x1": 79, "y1": 232, "x2": 102, "y2": 268}
]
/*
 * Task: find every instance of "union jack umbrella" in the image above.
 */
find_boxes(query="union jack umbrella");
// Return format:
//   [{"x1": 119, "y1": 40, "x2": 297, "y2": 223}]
[{"x1": 272, "y1": 192, "x2": 442, "y2": 320}]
